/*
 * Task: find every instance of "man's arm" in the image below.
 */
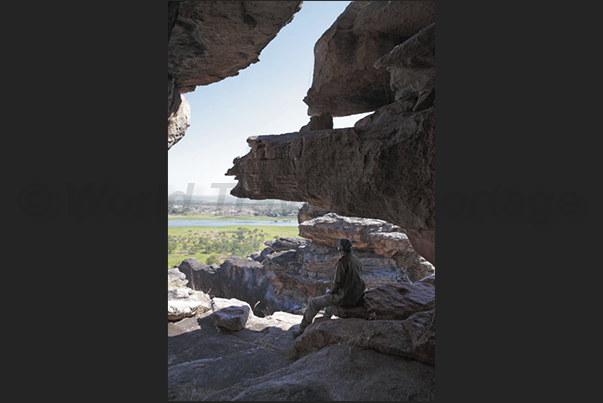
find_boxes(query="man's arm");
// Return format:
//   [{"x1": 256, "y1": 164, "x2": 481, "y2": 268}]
[{"x1": 330, "y1": 260, "x2": 345, "y2": 294}]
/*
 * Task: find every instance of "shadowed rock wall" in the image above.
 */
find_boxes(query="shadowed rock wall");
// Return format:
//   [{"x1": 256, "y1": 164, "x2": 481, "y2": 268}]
[{"x1": 167, "y1": 1, "x2": 302, "y2": 149}]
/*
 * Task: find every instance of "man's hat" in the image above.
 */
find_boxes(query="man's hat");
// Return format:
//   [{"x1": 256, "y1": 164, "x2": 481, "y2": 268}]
[{"x1": 337, "y1": 238, "x2": 353, "y2": 252}]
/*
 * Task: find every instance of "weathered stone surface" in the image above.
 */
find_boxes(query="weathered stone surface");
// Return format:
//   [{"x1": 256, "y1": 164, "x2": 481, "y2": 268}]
[
  {"x1": 167, "y1": 1, "x2": 302, "y2": 149},
  {"x1": 167, "y1": 93, "x2": 190, "y2": 150},
  {"x1": 177, "y1": 233, "x2": 414, "y2": 318},
  {"x1": 299, "y1": 113, "x2": 333, "y2": 133},
  {"x1": 291, "y1": 310, "x2": 435, "y2": 366},
  {"x1": 211, "y1": 298, "x2": 253, "y2": 332},
  {"x1": 297, "y1": 202, "x2": 332, "y2": 224},
  {"x1": 177, "y1": 258, "x2": 211, "y2": 290},
  {"x1": 297, "y1": 205, "x2": 434, "y2": 279},
  {"x1": 168, "y1": 348, "x2": 285, "y2": 401},
  {"x1": 168, "y1": 309, "x2": 302, "y2": 400},
  {"x1": 374, "y1": 22, "x2": 436, "y2": 110},
  {"x1": 202, "y1": 344, "x2": 435, "y2": 401},
  {"x1": 299, "y1": 212, "x2": 415, "y2": 256},
  {"x1": 227, "y1": 105, "x2": 435, "y2": 264},
  {"x1": 168, "y1": 282, "x2": 212, "y2": 322},
  {"x1": 168, "y1": 1, "x2": 302, "y2": 93},
  {"x1": 393, "y1": 249, "x2": 435, "y2": 283},
  {"x1": 304, "y1": 1, "x2": 435, "y2": 117},
  {"x1": 168, "y1": 267, "x2": 188, "y2": 288},
  {"x1": 168, "y1": 283, "x2": 435, "y2": 400},
  {"x1": 168, "y1": 1, "x2": 179, "y2": 44},
  {"x1": 332, "y1": 274, "x2": 435, "y2": 320},
  {"x1": 403, "y1": 309, "x2": 436, "y2": 366}
]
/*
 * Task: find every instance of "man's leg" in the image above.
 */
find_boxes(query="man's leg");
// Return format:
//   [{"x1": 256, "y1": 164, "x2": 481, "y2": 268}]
[{"x1": 295, "y1": 294, "x2": 337, "y2": 337}]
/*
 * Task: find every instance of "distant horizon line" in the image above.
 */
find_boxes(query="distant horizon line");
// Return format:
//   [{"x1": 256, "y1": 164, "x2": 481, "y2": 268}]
[{"x1": 167, "y1": 194, "x2": 305, "y2": 201}]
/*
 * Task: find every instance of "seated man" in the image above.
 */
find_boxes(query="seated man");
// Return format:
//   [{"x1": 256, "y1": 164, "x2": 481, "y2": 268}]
[{"x1": 293, "y1": 238, "x2": 366, "y2": 338}]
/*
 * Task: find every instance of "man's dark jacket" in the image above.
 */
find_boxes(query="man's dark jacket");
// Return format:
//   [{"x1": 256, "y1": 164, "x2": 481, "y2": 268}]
[{"x1": 329, "y1": 252, "x2": 366, "y2": 307}]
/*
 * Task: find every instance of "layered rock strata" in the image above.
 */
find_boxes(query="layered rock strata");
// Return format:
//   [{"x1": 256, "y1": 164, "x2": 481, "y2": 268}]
[
  {"x1": 298, "y1": 206, "x2": 434, "y2": 281},
  {"x1": 227, "y1": 105, "x2": 435, "y2": 263},
  {"x1": 226, "y1": 1, "x2": 436, "y2": 264},
  {"x1": 167, "y1": 1, "x2": 303, "y2": 149}
]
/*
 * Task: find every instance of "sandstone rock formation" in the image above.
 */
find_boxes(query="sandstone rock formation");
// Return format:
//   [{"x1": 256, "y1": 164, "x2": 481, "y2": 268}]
[
  {"x1": 211, "y1": 297, "x2": 253, "y2": 332},
  {"x1": 167, "y1": 93, "x2": 190, "y2": 150},
  {"x1": 169, "y1": 303, "x2": 435, "y2": 400},
  {"x1": 304, "y1": 1, "x2": 435, "y2": 117},
  {"x1": 168, "y1": 304, "x2": 302, "y2": 400},
  {"x1": 373, "y1": 22, "x2": 436, "y2": 111},
  {"x1": 298, "y1": 207, "x2": 435, "y2": 281},
  {"x1": 167, "y1": 1, "x2": 302, "y2": 149},
  {"x1": 227, "y1": 105, "x2": 435, "y2": 263},
  {"x1": 331, "y1": 274, "x2": 435, "y2": 321},
  {"x1": 296, "y1": 202, "x2": 333, "y2": 224},
  {"x1": 226, "y1": 1, "x2": 436, "y2": 265},
  {"x1": 176, "y1": 240, "x2": 407, "y2": 318},
  {"x1": 168, "y1": 267, "x2": 212, "y2": 321},
  {"x1": 168, "y1": 266, "x2": 189, "y2": 288},
  {"x1": 168, "y1": 256, "x2": 435, "y2": 400},
  {"x1": 291, "y1": 310, "x2": 435, "y2": 366},
  {"x1": 203, "y1": 344, "x2": 435, "y2": 401},
  {"x1": 177, "y1": 209, "x2": 433, "y2": 317},
  {"x1": 168, "y1": 3, "x2": 436, "y2": 399},
  {"x1": 299, "y1": 212, "x2": 415, "y2": 256}
]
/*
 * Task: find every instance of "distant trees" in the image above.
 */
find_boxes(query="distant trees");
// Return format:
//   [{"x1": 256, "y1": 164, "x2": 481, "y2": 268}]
[{"x1": 167, "y1": 227, "x2": 269, "y2": 265}]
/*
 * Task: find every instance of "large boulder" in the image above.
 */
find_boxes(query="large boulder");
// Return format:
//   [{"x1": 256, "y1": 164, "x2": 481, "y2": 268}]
[
  {"x1": 292, "y1": 310, "x2": 435, "y2": 366},
  {"x1": 211, "y1": 298, "x2": 253, "y2": 332},
  {"x1": 298, "y1": 208, "x2": 434, "y2": 282},
  {"x1": 168, "y1": 285, "x2": 212, "y2": 322},
  {"x1": 299, "y1": 212, "x2": 415, "y2": 256},
  {"x1": 304, "y1": 1, "x2": 435, "y2": 117},
  {"x1": 332, "y1": 274, "x2": 435, "y2": 321}
]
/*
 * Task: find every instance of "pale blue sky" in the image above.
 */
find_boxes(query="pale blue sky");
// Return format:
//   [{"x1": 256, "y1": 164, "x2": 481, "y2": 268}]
[{"x1": 168, "y1": 1, "x2": 370, "y2": 196}]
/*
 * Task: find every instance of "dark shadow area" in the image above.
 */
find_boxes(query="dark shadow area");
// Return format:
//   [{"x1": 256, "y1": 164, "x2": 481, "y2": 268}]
[{"x1": 167, "y1": 312, "x2": 298, "y2": 401}]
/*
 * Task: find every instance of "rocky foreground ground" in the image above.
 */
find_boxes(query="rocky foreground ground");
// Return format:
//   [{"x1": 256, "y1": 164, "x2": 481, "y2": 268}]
[
  {"x1": 168, "y1": 265, "x2": 435, "y2": 400},
  {"x1": 168, "y1": 204, "x2": 435, "y2": 401}
]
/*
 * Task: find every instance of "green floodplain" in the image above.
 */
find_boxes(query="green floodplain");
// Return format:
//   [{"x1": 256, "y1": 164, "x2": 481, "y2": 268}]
[
  {"x1": 167, "y1": 214, "x2": 295, "y2": 221},
  {"x1": 167, "y1": 224, "x2": 300, "y2": 268}
]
